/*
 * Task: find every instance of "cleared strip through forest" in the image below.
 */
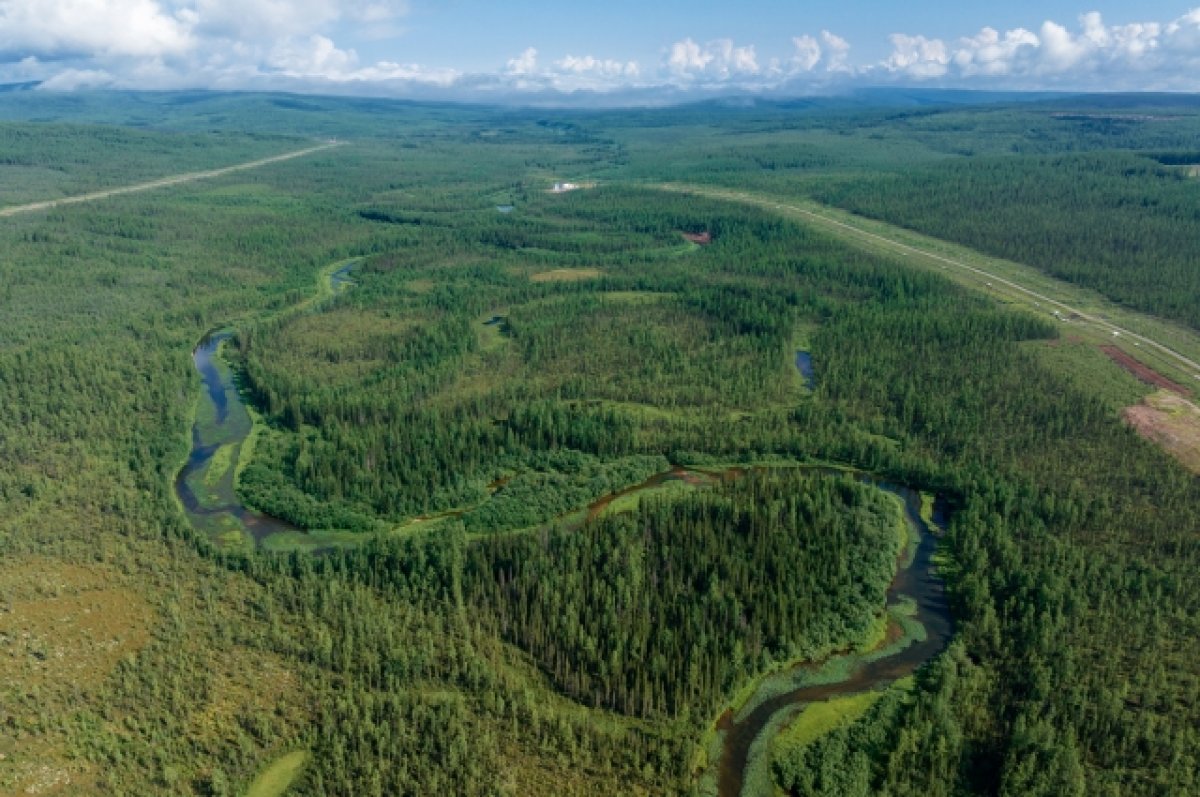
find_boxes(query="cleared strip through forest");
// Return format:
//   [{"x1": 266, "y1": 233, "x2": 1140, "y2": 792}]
[
  {"x1": 0, "y1": 141, "x2": 341, "y2": 217},
  {"x1": 660, "y1": 183, "x2": 1200, "y2": 382}
]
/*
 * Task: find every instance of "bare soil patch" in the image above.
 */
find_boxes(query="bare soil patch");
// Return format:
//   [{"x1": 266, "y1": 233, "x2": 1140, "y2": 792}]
[
  {"x1": 530, "y1": 268, "x2": 603, "y2": 283},
  {"x1": 1101, "y1": 345, "x2": 1190, "y2": 395},
  {"x1": 1123, "y1": 390, "x2": 1200, "y2": 473},
  {"x1": 681, "y1": 231, "x2": 712, "y2": 245},
  {"x1": 0, "y1": 585, "x2": 153, "y2": 694}
]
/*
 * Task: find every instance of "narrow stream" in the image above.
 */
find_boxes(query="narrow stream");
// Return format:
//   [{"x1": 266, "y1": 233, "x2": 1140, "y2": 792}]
[
  {"x1": 330, "y1": 261, "x2": 358, "y2": 291},
  {"x1": 715, "y1": 479, "x2": 952, "y2": 797}
]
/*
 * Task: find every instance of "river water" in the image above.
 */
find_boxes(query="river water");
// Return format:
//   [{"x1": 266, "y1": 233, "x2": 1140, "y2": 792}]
[
  {"x1": 175, "y1": 331, "x2": 299, "y2": 545},
  {"x1": 572, "y1": 464, "x2": 952, "y2": 795},
  {"x1": 175, "y1": 293, "x2": 949, "y2": 776},
  {"x1": 715, "y1": 478, "x2": 951, "y2": 796},
  {"x1": 177, "y1": 262, "x2": 364, "y2": 547},
  {"x1": 794, "y1": 351, "x2": 815, "y2": 389}
]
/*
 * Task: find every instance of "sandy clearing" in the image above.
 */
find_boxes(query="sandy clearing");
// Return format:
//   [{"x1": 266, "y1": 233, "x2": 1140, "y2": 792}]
[{"x1": 1123, "y1": 390, "x2": 1200, "y2": 473}]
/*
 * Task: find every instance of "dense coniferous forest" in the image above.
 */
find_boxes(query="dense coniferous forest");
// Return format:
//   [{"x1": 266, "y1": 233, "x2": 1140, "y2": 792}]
[
  {"x1": 467, "y1": 472, "x2": 901, "y2": 720},
  {"x1": 0, "y1": 91, "x2": 1197, "y2": 797},
  {"x1": 814, "y1": 152, "x2": 1200, "y2": 330}
]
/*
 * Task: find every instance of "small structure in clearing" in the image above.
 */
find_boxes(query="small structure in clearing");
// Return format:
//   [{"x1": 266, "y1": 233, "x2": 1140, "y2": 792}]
[
  {"x1": 551, "y1": 181, "x2": 580, "y2": 193},
  {"x1": 681, "y1": 231, "x2": 712, "y2": 245}
]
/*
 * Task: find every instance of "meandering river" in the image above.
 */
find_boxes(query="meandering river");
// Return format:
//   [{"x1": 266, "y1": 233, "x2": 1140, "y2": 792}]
[
  {"x1": 715, "y1": 479, "x2": 951, "y2": 797},
  {"x1": 176, "y1": 269, "x2": 950, "y2": 791},
  {"x1": 175, "y1": 331, "x2": 299, "y2": 544},
  {"x1": 176, "y1": 260, "x2": 360, "y2": 548}
]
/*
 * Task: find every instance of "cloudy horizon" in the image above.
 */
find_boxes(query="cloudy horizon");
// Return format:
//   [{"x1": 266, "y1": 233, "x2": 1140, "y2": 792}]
[{"x1": 2, "y1": 1, "x2": 1200, "y2": 103}]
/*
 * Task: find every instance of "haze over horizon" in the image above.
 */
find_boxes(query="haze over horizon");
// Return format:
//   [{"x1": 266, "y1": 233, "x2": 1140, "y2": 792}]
[{"x1": 2, "y1": 1, "x2": 1200, "y2": 103}]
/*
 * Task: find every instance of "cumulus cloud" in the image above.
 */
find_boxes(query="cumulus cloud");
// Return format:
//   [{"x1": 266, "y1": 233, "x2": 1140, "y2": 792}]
[
  {"x1": 952, "y1": 27, "x2": 1039, "y2": 76},
  {"x1": 790, "y1": 35, "x2": 822, "y2": 72},
  {"x1": 820, "y1": 31, "x2": 852, "y2": 73},
  {"x1": 8, "y1": 5, "x2": 1200, "y2": 99},
  {"x1": 882, "y1": 34, "x2": 949, "y2": 77},
  {"x1": 883, "y1": 9, "x2": 1200, "y2": 87},
  {"x1": 666, "y1": 37, "x2": 759, "y2": 82},
  {"x1": 0, "y1": 0, "x2": 194, "y2": 59},
  {"x1": 270, "y1": 34, "x2": 356, "y2": 76},
  {"x1": 265, "y1": 34, "x2": 457, "y2": 86},
  {"x1": 1037, "y1": 20, "x2": 1089, "y2": 71},
  {"x1": 38, "y1": 67, "x2": 117, "y2": 90},
  {"x1": 505, "y1": 46, "x2": 537, "y2": 76},
  {"x1": 494, "y1": 48, "x2": 642, "y2": 92},
  {"x1": 555, "y1": 55, "x2": 639, "y2": 78}
]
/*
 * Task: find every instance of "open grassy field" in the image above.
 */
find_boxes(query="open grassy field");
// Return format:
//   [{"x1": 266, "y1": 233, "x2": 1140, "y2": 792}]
[{"x1": 245, "y1": 751, "x2": 309, "y2": 797}]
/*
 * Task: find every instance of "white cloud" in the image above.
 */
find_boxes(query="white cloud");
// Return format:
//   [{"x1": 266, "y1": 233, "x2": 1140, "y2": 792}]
[
  {"x1": 790, "y1": 35, "x2": 821, "y2": 72},
  {"x1": 1165, "y1": 8, "x2": 1200, "y2": 49},
  {"x1": 269, "y1": 34, "x2": 356, "y2": 76},
  {"x1": 0, "y1": 0, "x2": 194, "y2": 58},
  {"x1": 264, "y1": 34, "x2": 458, "y2": 86},
  {"x1": 493, "y1": 49, "x2": 642, "y2": 92},
  {"x1": 506, "y1": 47, "x2": 537, "y2": 76},
  {"x1": 666, "y1": 37, "x2": 759, "y2": 82},
  {"x1": 667, "y1": 38, "x2": 709, "y2": 74},
  {"x1": 875, "y1": 10, "x2": 1200, "y2": 88},
  {"x1": 883, "y1": 33, "x2": 949, "y2": 77},
  {"x1": 1037, "y1": 20, "x2": 1089, "y2": 72},
  {"x1": 38, "y1": 67, "x2": 116, "y2": 90},
  {"x1": 9, "y1": 6, "x2": 1200, "y2": 100},
  {"x1": 820, "y1": 30, "x2": 852, "y2": 72},
  {"x1": 555, "y1": 55, "x2": 639, "y2": 78},
  {"x1": 953, "y1": 26, "x2": 1039, "y2": 76}
]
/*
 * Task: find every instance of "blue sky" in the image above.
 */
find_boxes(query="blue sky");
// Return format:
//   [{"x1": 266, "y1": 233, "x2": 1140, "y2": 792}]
[
  {"x1": 2, "y1": 1, "x2": 1199, "y2": 100},
  {"x1": 379, "y1": 1, "x2": 1186, "y2": 68}
]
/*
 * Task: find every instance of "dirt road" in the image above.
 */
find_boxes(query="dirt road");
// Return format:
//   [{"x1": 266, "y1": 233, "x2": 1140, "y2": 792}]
[
  {"x1": 661, "y1": 184, "x2": 1200, "y2": 380},
  {"x1": 0, "y1": 141, "x2": 341, "y2": 218}
]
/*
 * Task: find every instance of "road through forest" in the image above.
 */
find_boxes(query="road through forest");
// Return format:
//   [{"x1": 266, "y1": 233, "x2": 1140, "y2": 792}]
[
  {"x1": 661, "y1": 184, "x2": 1200, "y2": 379},
  {"x1": 0, "y1": 141, "x2": 340, "y2": 218}
]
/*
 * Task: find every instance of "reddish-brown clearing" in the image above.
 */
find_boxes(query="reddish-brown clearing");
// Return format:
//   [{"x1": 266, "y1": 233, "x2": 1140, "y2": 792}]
[
  {"x1": 681, "y1": 231, "x2": 712, "y2": 245},
  {"x1": 1100, "y1": 345, "x2": 1190, "y2": 395}
]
